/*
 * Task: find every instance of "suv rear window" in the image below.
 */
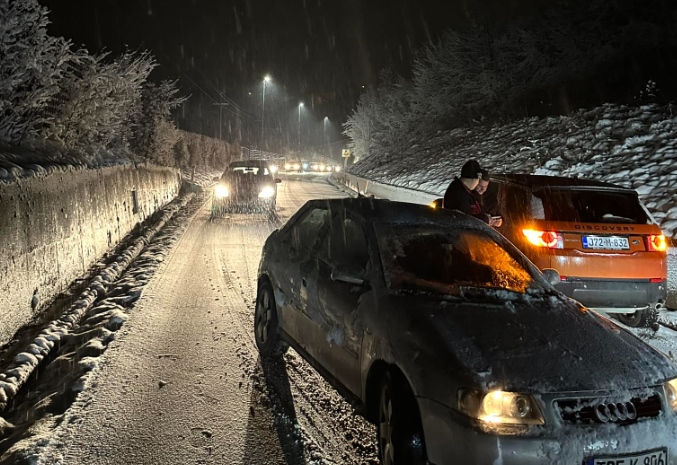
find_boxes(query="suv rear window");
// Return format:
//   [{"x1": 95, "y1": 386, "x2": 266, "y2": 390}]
[{"x1": 533, "y1": 189, "x2": 649, "y2": 224}]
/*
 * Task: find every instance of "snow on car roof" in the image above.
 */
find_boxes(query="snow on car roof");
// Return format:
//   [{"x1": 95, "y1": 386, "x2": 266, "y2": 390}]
[
  {"x1": 491, "y1": 173, "x2": 636, "y2": 192},
  {"x1": 304, "y1": 197, "x2": 488, "y2": 229}
]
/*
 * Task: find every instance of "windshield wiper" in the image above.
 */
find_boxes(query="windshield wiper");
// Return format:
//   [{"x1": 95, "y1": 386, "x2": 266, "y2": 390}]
[{"x1": 601, "y1": 214, "x2": 635, "y2": 224}]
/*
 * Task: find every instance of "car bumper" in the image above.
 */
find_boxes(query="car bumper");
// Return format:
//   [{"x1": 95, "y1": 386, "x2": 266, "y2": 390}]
[
  {"x1": 212, "y1": 197, "x2": 275, "y2": 211},
  {"x1": 419, "y1": 398, "x2": 677, "y2": 465},
  {"x1": 553, "y1": 278, "x2": 666, "y2": 311}
]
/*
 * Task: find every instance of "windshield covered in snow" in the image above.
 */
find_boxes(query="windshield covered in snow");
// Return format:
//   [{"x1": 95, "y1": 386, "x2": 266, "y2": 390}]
[
  {"x1": 377, "y1": 226, "x2": 539, "y2": 296},
  {"x1": 533, "y1": 189, "x2": 649, "y2": 224}
]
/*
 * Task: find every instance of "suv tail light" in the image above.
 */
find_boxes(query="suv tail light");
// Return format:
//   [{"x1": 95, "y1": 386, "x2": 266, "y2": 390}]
[
  {"x1": 647, "y1": 234, "x2": 667, "y2": 252},
  {"x1": 522, "y1": 229, "x2": 564, "y2": 249}
]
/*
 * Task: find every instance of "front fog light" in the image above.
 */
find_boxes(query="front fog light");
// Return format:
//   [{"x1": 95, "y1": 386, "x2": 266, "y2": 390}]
[
  {"x1": 258, "y1": 186, "x2": 275, "y2": 198},
  {"x1": 665, "y1": 378, "x2": 677, "y2": 411},
  {"x1": 214, "y1": 185, "x2": 229, "y2": 198},
  {"x1": 458, "y1": 389, "x2": 545, "y2": 426}
]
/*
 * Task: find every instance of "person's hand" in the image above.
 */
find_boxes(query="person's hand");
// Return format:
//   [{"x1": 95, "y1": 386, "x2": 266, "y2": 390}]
[{"x1": 489, "y1": 216, "x2": 503, "y2": 228}]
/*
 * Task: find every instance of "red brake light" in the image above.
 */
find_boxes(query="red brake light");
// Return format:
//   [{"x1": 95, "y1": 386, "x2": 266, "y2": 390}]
[
  {"x1": 650, "y1": 278, "x2": 664, "y2": 283},
  {"x1": 522, "y1": 229, "x2": 563, "y2": 249},
  {"x1": 647, "y1": 234, "x2": 667, "y2": 252}
]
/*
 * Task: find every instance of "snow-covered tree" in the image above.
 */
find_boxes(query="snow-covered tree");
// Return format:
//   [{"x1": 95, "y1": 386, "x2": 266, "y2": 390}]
[
  {"x1": 0, "y1": 0, "x2": 73, "y2": 144},
  {"x1": 130, "y1": 79, "x2": 186, "y2": 163},
  {"x1": 44, "y1": 51, "x2": 156, "y2": 151}
]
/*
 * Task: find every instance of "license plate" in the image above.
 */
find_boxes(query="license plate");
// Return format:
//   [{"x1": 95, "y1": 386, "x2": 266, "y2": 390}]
[
  {"x1": 584, "y1": 448, "x2": 668, "y2": 465},
  {"x1": 582, "y1": 235, "x2": 630, "y2": 250}
]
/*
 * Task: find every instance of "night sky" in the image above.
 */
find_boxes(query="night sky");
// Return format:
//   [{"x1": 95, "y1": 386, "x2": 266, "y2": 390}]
[{"x1": 41, "y1": 0, "x2": 545, "y2": 152}]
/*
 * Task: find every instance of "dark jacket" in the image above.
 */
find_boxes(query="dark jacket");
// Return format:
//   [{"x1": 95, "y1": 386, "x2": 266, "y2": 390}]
[{"x1": 443, "y1": 178, "x2": 490, "y2": 223}]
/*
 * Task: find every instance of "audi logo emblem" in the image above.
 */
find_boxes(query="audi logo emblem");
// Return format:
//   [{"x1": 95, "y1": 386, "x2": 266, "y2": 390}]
[{"x1": 594, "y1": 402, "x2": 637, "y2": 422}]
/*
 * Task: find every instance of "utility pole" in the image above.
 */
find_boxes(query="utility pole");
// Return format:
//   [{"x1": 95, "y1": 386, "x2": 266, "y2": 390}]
[{"x1": 212, "y1": 103, "x2": 230, "y2": 140}]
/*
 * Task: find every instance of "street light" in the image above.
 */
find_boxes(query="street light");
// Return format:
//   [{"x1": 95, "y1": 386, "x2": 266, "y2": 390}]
[
  {"x1": 298, "y1": 102, "x2": 304, "y2": 151},
  {"x1": 324, "y1": 116, "x2": 329, "y2": 157},
  {"x1": 261, "y1": 75, "x2": 271, "y2": 147}
]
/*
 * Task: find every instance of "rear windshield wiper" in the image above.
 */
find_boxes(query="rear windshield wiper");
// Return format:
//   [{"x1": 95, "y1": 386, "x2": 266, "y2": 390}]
[{"x1": 601, "y1": 214, "x2": 636, "y2": 224}]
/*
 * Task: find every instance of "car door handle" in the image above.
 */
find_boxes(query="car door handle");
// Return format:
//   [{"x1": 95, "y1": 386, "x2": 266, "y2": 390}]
[{"x1": 302, "y1": 278, "x2": 307, "y2": 287}]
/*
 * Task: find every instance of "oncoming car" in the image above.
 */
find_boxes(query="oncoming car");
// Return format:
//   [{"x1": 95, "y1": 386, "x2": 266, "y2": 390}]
[
  {"x1": 211, "y1": 160, "x2": 281, "y2": 217},
  {"x1": 254, "y1": 198, "x2": 677, "y2": 465}
]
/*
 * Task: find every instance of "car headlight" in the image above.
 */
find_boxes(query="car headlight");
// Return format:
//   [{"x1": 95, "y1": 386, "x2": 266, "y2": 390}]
[
  {"x1": 665, "y1": 378, "x2": 677, "y2": 411},
  {"x1": 258, "y1": 186, "x2": 275, "y2": 198},
  {"x1": 293, "y1": 163, "x2": 300, "y2": 170},
  {"x1": 270, "y1": 165, "x2": 278, "y2": 174},
  {"x1": 458, "y1": 389, "x2": 545, "y2": 426},
  {"x1": 302, "y1": 163, "x2": 309, "y2": 170},
  {"x1": 284, "y1": 163, "x2": 291, "y2": 170},
  {"x1": 334, "y1": 166, "x2": 341, "y2": 172},
  {"x1": 214, "y1": 185, "x2": 229, "y2": 198}
]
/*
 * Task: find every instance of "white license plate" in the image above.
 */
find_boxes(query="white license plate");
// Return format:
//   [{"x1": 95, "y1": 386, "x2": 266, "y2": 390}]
[
  {"x1": 582, "y1": 235, "x2": 630, "y2": 250},
  {"x1": 585, "y1": 448, "x2": 667, "y2": 465}
]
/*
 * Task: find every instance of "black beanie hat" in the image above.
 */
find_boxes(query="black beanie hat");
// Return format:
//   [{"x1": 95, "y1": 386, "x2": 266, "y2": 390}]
[{"x1": 460, "y1": 160, "x2": 483, "y2": 179}]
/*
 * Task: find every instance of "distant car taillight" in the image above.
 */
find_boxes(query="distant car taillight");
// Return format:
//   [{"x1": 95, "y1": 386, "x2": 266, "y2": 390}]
[
  {"x1": 647, "y1": 234, "x2": 667, "y2": 252},
  {"x1": 522, "y1": 229, "x2": 563, "y2": 249}
]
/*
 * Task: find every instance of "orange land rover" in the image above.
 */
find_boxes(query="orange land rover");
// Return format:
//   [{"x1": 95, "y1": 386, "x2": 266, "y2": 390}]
[{"x1": 481, "y1": 174, "x2": 667, "y2": 327}]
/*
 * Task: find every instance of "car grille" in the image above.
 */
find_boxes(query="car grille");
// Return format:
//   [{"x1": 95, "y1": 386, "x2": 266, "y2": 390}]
[{"x1": 555, "y1": 394, "x2": 662, "y2": 425}]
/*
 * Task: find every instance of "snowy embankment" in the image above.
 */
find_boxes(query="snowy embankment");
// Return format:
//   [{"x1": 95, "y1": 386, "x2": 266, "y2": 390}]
[{"x1": 349, "y1": 103, "x2": 677, "y2": 238}]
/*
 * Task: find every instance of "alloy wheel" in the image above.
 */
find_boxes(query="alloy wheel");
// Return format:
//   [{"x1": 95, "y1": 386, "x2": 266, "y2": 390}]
[
  {"x1": 379, "y1": 383, "x2": 395, "y2": 465},
  {"x1": 256, "y1": 287, "x2": 273, "y2": 344}
]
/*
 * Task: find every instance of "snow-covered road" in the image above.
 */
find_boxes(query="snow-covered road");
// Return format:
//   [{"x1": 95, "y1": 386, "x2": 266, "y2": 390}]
[
  {"x1": 15, "y1": 175, "x2": 377, "y2": 464},
  {"x1": 3, "y1": 172, "x2": 677, "y2": 464}
]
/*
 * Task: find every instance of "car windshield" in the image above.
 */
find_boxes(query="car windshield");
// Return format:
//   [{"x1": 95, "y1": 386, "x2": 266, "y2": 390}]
[
  {"x1": 377, "y1": 225, "x2": 539, "y2": 296},
  {"x1": 533, "y1": 189, "x2": 649, "y2": 224},
  {"x1": 227, "y1": 165, "x2": 270, "y2": 176}
]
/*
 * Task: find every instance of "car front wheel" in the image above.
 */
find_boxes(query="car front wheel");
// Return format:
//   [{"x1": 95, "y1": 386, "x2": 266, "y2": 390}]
[
  {"x1": 378, "y1": 371, "x2": 427, "y2": 465},
  {"x1": 254, "y1": 280, "x2": 287, "y2": 357}
]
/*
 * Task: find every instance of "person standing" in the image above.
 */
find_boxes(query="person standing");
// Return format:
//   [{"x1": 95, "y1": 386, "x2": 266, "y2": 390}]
[{"x1": 443, "y1": 160, "x2": 500, "y2": 227}]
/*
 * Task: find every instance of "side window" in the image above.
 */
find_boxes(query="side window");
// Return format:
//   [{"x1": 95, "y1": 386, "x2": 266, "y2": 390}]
[
  {"x1": 289, "y1": 207, "x2": 330, "y2": 252},
  {"x1": 498, "y1": 185, "x2": 532, "y2": 223},
  {"x1": 319, "y1": 214, "x2": 370, "y2": 274}
]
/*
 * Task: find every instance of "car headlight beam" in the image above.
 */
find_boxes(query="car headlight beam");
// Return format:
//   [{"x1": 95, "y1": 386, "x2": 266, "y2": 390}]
[
  {"x1": 258, "y1": 186, "x2": 275, "y2": 198},
  {"x1": 665, "y1": 378, "x2": 677, "y2": 411},
  {"x1": 214, "y1": 185, "x2": 229, "y2": 198},
  {"x1": 458, "y1": 389, "x2": 545, "y2": 426}
]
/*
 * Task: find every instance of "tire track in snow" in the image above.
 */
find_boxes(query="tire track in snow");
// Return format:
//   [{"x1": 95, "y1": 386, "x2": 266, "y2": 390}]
[{"x1": 211, "y1": 211, "x2": 378, "y2": 465}]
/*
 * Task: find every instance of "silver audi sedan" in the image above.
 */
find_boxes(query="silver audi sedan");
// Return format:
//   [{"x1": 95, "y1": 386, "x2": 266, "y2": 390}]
[{"x1": 254, "y1": 197, "x2": 677, "y2": 465}]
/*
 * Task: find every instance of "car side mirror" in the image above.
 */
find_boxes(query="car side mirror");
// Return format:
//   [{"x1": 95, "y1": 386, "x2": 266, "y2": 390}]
[
  {"x1": 275, "y1": 178, "x2": 282, "y2": 184},
  {"x1": 212, "y1": 176, "x2": 220, "y2": 182},
  {"x1": 331, "y1": 270, "x2": 367, "y2": 286},
  {"x1": 542, "y1": 268, "x2": 561, "y2": 286}
]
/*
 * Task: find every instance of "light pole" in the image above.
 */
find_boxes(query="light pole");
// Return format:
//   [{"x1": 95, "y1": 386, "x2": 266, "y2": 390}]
[
  {"x1": 323, "y1": 116, "x2": 329, "y2": 155},
  {"x1": 261, "y1": 75, "x2": 271, "y2": 148},
  {"x1": 298, "y1": 102, "x2": 304, "y2": 151}
]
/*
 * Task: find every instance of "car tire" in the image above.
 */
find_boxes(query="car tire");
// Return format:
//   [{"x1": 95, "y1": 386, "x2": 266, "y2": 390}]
[
  {"x1": 617, "y1": 308, "x2": 658, "y2": 328},
  {"x1": 254, "y1": 281, "x2": 287, "y2": 357},
  {"x1": 377, "y1": 371, "x2": 427, "y2": 465}
]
